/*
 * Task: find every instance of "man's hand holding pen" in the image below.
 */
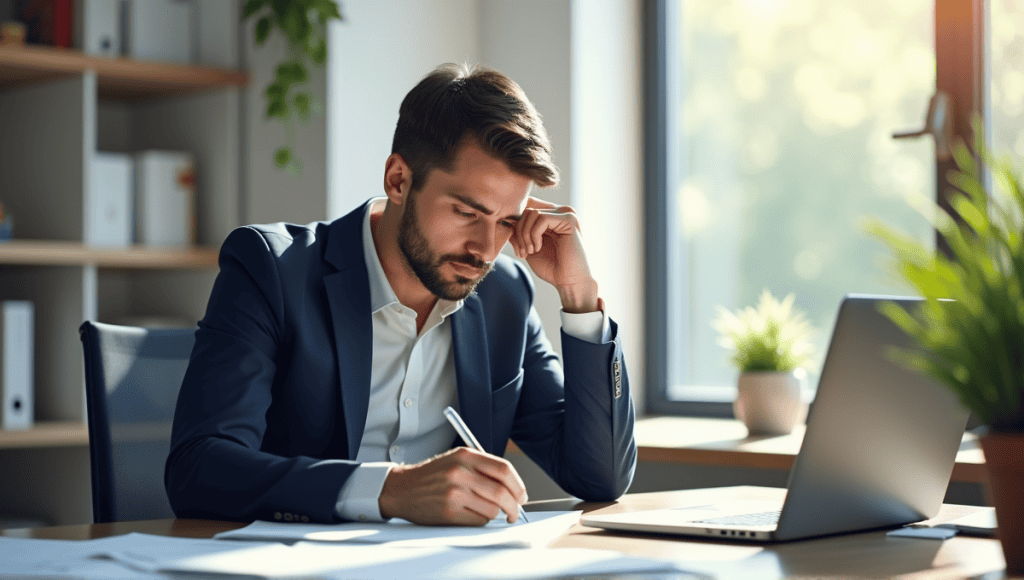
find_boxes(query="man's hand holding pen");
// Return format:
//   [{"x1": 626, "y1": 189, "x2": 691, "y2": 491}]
[{"x1": 378, "y1": 447, "x2": 529, "y2": 526}]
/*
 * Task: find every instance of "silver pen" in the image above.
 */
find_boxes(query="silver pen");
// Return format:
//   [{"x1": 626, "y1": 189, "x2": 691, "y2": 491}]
[{"x1": 443, "y1": 405, "x2": 530, "y2": 523}]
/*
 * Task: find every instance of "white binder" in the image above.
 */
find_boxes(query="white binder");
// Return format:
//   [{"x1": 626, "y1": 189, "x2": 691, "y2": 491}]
[
  {"x1": 134, "y1": 150, "x2": 196, "y2": 247},
  {"x1": 74, "y1": 0, "x2": 124, "y2": 58},
  {"x1": 124, "y1": 0, "x2": 193, "y2": 64},
  {"x1": 86, "y1": 152, "x2": 133, "y2": 247},
  {"x1": 0, "y1": 301, "x2": 33, "y2": 431}
]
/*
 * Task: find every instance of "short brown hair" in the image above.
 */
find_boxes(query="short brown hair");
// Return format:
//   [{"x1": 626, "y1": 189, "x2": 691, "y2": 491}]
[{"x1": 391, "y1": 63, "x2": 559, "y2": 192}]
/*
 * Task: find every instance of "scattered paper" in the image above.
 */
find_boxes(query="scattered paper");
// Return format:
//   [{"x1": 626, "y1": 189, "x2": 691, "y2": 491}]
[
  {"x1": 142, "y1": 541, "x2": 692, "y2": 580},
  {"x1": 936, "y1": 507, "x2": 997, "y2": 537},
  {"x1": 215, "y1": 509, "x2": 581, "y2": 549},
  {"x1": 887, "y1": 526, "x2": 958, "y2": 540},
  {"x1": 0, "y1": 536, "x2": 163, "y2": 579}
]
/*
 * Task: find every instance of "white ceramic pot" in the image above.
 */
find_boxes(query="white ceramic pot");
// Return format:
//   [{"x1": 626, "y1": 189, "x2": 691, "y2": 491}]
[{"x1": 733, "y1": 371, "x2": 806, "y2": 435}]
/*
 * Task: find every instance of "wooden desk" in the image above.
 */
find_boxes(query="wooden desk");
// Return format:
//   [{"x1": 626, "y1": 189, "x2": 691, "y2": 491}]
[{"x1": 3, "y1": 486, "x2": 1008, "y2": 579}]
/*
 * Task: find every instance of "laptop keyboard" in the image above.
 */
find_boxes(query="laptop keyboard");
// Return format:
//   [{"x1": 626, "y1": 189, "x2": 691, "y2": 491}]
[{"x1": 694, "y1": 510, "x2": 781, "y2": 527}]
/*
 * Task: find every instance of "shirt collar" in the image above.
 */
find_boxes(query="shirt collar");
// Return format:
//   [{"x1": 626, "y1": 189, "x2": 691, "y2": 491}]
[{"x1": 361, "y1": 198, "x2": 464, "y2": 317}]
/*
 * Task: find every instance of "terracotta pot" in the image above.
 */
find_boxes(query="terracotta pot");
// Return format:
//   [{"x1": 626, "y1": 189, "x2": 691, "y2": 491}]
[
  {"x1": 980, "y1": 432, "x2": 1024, "y2": 576},
  {"x1": 733, "y1": 371, "x2": 806, "y2": 435}
]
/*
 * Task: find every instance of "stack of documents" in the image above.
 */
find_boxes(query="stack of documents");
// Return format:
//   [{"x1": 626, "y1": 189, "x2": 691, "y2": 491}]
[
  {"x1": 0, "y1": 512, "x2": 703, "y2": 579},
  {"x1": 214, "y1": 509, "x2": 581, "y2": 548}
]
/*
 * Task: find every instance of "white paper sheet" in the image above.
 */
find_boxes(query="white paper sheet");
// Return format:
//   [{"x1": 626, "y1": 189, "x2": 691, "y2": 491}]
[
  {"x1": 0, "y1": 536, "x2": 163, "y2": 579},
  {"x1": 214, "y1": 509, "x2": 581, "y2": 548},
  {"x1": 116, "y1": 541, "x2": 691, "y2": 580}
]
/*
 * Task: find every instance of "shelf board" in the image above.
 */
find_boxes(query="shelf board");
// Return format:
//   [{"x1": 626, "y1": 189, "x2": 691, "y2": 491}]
[
  {"x1": 0, "y1": 44, "x2": 248, "y2": 101},
  {"x1": 0, "y1": 240, "x2": 219, "y2": 269},
  {"x1": 0, "y1": 421, "x2": 89, "y2": 450}
]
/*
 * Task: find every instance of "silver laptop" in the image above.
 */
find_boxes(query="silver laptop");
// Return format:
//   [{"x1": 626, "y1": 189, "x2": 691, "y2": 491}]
[{"x1": 582, "y1": 295, "x2": 970, "y2": 542}]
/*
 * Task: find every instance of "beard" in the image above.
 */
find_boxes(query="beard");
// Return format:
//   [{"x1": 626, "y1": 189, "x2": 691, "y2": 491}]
[{"x1": 398, "y1": 192, "x2": 494, "y2": 301}]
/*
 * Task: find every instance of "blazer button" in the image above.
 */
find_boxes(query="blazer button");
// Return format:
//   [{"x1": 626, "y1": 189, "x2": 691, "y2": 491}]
[
  {"x1": 301, "y1": 516, "x2": 309, "y2": 522},
  {"x1": 284, "y1": 513, "x2": 293, "y2": 521},
  {"x1": 613, "y1": 359, "x2": 623, "y2": 399}
]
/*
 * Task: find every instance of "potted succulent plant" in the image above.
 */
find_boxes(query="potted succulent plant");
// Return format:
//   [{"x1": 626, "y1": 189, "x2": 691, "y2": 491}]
[
  {"x1": 714, "y1": 289, "x2": 815, "y2": 435},
  {"x1": 865, "y1": 130, "x2": 1024, "y2": 575}
]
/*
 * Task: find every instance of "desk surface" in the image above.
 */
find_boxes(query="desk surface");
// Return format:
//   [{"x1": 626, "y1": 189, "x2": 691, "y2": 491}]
[{"x1": 3, "y1": 486, "x2": 1009, "y2": 579}]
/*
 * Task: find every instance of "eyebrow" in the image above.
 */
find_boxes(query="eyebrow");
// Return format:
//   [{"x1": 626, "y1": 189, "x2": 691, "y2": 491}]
[{"x1": 449, "y1": 192, "x2": 522, "y2": 221}]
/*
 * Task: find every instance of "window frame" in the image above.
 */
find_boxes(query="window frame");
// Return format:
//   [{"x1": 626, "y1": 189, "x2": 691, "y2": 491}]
[{"x1": 644, "y1": 0, "x2": 987, "y2": 416}]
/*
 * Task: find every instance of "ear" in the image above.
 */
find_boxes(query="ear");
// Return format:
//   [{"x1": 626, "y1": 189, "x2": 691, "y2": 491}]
[{"x1": 383, "y1": 154, "x2": 412, "y2": 206}]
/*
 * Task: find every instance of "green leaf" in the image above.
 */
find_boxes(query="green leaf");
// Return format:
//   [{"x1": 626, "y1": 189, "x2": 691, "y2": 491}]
[
  {"x1": 310, "y1": 39, "x2": 328, "y2": 65},
  {"x1": 264, "y1": 81, "x2": 287, "y2": 100},
  {"x1": 276, "y1": 62, "x2": 307, "y2": 84},
  {"x1": 255, "y1": 16, "x2": 272, "y2": 45},
  {"x1": 266, "y1": 98, "x2": 287, "y2": 120},
  {"x1": 274, "y1": 147, "x2": 292, "y2": 168},
  {"x1": 242, "y1": 0, "x2": 268, "y2": 20},
  {"x1": 271, "y1": 0, "x2": 290, "y2": 20},
  {"x1": 294, "y1": 93, "x2": 311, "y2": 121},
  {"x1": 281, "y1": 2, "x2": 308, "y2": 43},
  {"x1": 315, "y1": 0, "x2": 343, "y2": 21}
]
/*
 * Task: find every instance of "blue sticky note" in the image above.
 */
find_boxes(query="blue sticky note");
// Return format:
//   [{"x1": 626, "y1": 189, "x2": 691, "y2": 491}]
[{"x1": 887, "y1": 526, "x2": 958, "y2": 540}]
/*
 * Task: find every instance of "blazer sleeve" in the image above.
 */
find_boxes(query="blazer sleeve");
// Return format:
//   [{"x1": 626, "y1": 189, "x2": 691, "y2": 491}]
[
  {"x1": 164, "y1": 226, "x2": 358, "y2": 523},
  {"x1": 509, "y1": 286, "x2": 637, "y2": 502}
]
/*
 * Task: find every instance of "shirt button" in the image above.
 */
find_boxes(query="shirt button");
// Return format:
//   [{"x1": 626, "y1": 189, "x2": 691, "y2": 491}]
[
  {"x1": 274, "y1": 512, "x2": 282, "y2": 520},
  {"x1": 359, "y1": 515, "x2": 368, "y2": 522},
  {"x1": 403, "y1": 398, "x2": 412, "y2": 408},
  {"x1": 390, "y1": 445, "x2": 400, "y2": 456}
]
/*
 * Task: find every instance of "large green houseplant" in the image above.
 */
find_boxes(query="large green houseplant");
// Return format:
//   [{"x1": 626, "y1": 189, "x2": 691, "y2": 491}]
[
  {"x1": 714, "y1": 289, "x2": 815, "y2": 435},
  {"x1": 865, "y1": 129, "x2": 1024, "y2": 574}
]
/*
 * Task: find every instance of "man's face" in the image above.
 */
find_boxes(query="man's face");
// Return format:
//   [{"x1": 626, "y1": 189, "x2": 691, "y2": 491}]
[{"x1": 398, "y1": 140, "x2": 532, "y2": 301}]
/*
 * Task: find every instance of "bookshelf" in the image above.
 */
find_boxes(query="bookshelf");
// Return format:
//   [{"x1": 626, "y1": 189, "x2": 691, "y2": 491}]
[
  {"x1": 0, "y1": 30, "x2": 246, "y2": 526},
  {"x1": 0, "y1": 240, "x2": 220, "y2": 269}
]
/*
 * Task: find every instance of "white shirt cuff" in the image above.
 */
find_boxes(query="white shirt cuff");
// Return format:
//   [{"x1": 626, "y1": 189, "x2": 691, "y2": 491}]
[
  {"x1": 561, "y1": 307, "x2": 611, "y2": 344},
  {"x1": 335, "y1": 462, "x2": 395, "y2": 522}
]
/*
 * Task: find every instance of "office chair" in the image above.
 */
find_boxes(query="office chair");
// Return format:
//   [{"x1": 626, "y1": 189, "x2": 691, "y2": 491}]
[{"x1": 79, "y1": 321, "x2": 195, "y2": 523}]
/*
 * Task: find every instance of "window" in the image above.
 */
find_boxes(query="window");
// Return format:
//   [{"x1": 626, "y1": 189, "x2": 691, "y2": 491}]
[{"x1": 646, "y1": 0, "x2": 1000, "y2": 415}]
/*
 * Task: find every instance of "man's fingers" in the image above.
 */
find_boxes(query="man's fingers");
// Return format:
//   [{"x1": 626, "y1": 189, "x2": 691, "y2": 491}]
[
  {"x1": 449, "y1": 487, "x2": 501, "y2": 525},
  {"x1": 461, "y1": 450, "x2": 528, "y2": 504},
  {"x1": 467, "y1": 472, "x2": 524, "y2": 523},
  {"x1": 525, "y1": 196, "x2": 558, "y2": 210},
  {"x1": 380, "y1": 448, "x2": 529, "y2": 525},
  {"x1": 518, "y1": 208, "x2": 542, "y2": 254}
]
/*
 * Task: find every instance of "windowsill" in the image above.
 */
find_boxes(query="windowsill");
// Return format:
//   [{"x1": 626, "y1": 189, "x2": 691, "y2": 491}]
[{"x1": 634, "y1": 416, "x2": 987, "y2": 484}]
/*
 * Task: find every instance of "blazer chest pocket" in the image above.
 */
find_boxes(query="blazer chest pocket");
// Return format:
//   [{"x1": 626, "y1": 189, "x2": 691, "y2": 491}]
[{"x1": 492, "y1": 368, "x2": 524, "y2": 412}]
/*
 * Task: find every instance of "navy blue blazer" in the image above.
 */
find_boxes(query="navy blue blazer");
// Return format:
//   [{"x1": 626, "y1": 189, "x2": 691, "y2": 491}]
[{"x1": 165, "y1": 201, "x2": 637, "y2": 523}]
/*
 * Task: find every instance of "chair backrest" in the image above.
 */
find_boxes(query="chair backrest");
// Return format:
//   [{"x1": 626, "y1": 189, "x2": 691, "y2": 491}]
[{"x1": 79, "y1": 321, "x2": 195, "y2": 523}]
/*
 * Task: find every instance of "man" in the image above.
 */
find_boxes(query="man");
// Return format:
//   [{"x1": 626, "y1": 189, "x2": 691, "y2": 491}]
[{"x1": 165, "y1": 63, "x2": 636, "y2": 526}]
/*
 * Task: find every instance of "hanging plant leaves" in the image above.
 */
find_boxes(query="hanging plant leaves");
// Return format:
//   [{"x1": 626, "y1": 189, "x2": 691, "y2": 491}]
[
  {"x1": 294, "y1": 93, "x2": 311, "y2": 122},
  {"x1": 274, "y1": 146, "x2": 292, "y2": 168},
  {"x1": 244, "y1": 0, "x2": 344, "y2": 177},
  {"x1": 254, "y1": 16, "x2": 272, "y2": 45}
]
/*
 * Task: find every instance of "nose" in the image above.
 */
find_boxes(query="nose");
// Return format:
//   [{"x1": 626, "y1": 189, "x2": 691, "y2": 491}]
[{"x1": 467, "y1": 219, "x2": 500, "y2": 262}]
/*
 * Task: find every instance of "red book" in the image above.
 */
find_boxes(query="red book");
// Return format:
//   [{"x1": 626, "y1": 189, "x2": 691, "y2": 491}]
[{"x1": 52, "y1": 0, "x2": 72, "y2": 48}]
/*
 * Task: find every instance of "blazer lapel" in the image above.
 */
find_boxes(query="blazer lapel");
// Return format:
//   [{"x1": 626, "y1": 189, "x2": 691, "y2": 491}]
[
  {"x1": 323, "y1": 204, "x2": 373, "y2": 460},
  {"x1": 451, "y1": 295, "x2": 493, "y2": 453}
]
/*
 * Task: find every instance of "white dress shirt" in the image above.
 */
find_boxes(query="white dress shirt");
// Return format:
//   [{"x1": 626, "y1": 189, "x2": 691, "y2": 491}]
[{"x1": 335, "y1": 198, "x2": 609, "y2": 521}]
